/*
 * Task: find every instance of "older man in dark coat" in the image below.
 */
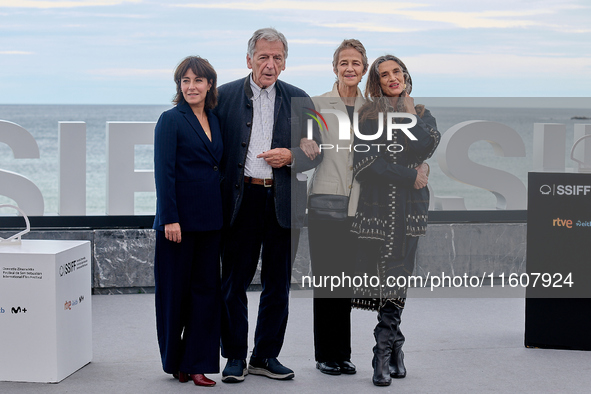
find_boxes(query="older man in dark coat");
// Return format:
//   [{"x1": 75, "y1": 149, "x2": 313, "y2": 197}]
[{"x1": 214, "y1": 28, "x2": 321, "y2": 383}]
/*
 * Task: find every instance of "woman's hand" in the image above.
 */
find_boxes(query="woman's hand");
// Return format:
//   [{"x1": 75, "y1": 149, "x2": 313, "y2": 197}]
[
  {"x1": 299, "y1": 138, "x2": 320, "y2": 160},
  {"x1": 417, "y1": 162, "x2": 430, "y2": 177},
  {"x1": 413, "y1": 163, "x2": 429, "y2": 189},
  {"x1": 165, "y1": 222, "x2": 182, "y2": 243}
]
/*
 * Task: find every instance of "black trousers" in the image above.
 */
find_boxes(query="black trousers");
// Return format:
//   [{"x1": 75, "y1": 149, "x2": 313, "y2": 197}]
[
  {"x1": 154, "y1": 230, "x2": 221, "y2": 374},
  {"x1": 308, "y1": 216, "x2": 355, "y2": 362},
  {"x1": 221, "y1": 183, "x2": 300, "y2": 359}
]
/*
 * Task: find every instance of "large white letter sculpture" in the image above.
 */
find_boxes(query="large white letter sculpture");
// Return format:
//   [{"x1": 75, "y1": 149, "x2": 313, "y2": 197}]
[
  {"x1": 572, "y1": 124, "x2": 591, "y2": 172},
  {"x1": 437, "y1": 120, "x2": 527, "y2": 210},
  {"x1": 0, "y1": 120, "x2": 44, "y2": 215},
  {"x1": 106, "y1": 122, "x2": 155, "y2": 215},
  {"x1": 532, "y1": 123, "x2": 566, "y2": 172},
  {"x1": 58, "y1": 122, "x2": 86, "y2": 215}
]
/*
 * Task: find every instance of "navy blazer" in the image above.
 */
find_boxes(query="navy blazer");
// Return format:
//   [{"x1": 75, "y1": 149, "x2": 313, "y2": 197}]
[
  {"x1": 214, "y1": 76, "x2": 322, "y2": 229},
  {"x1": 153, "y1": 102, "x2": 223, "y2": 232}
]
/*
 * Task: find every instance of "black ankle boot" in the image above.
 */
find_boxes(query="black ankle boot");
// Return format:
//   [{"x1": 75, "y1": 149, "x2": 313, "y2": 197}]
[
  {"x1": 389, "y1": 306, "x2": 406, "y2": 378},
  {"x1": 389, "y1": 343, "x2": 406, "y2": 378},
  {"x1": 372, "y1": 302, "x2": 399, "y2": 386},
  {"x1": 372, "y1": 346, "x2": 391, "y2": 386}
]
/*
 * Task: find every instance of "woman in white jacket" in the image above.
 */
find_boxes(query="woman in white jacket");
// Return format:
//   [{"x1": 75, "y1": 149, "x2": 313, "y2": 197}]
[{"x1": 307, "y1": 39, "x2": 367, "y2": 377}]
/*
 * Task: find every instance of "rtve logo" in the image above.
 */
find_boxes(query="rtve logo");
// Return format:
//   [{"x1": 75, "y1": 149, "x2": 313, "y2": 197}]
[{"x1": 553, "y1": 218, "x2": 573, "y2": 228}]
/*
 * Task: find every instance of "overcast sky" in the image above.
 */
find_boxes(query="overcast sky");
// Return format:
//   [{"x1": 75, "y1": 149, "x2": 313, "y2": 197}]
[{"x1": 1, "y1": 0, "x2": 590, "y2": 104}]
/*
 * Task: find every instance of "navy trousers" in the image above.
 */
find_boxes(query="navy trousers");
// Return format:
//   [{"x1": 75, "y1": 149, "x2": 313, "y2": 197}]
[
  {"x1": 154, "y1": 230, "x2": 221, "y2": 374},
  {"x1": 221, "y1": 183, "x2": 300, "y2": 359}
]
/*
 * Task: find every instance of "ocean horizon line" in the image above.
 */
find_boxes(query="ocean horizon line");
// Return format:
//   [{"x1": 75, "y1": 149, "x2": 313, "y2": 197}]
[{"x1": 1, "y1": 98, "x2": 590, "y2": 110}]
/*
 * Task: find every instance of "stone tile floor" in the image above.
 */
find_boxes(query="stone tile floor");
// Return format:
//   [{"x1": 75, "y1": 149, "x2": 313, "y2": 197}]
[{"x1": 2, "y1": 288, "x2": 591, "y2": 393}]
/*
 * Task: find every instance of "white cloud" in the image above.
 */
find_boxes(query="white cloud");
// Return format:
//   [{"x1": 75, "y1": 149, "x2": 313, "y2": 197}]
[
  {"x1": 0, "y1": 0, "x2": 141, "y2": 8},
  {"x1": 0, "y1": 50, "x2": 33, "y2": 55},
  {"x1": 545, "y1": 24, "x2": 591, "y2": 34},
  {"x1": 171, "y1": 1, "x2": 422, "y2": 13},
  {"x1": 290, "y1": 39, "x2": 341, "y2": 46},
  {"x1": 90, "y1": 68, "x2": 171, "y2": 77},
  {"x1": 399, "y1": 9, "x2": 540, "y2": 29},
  {"x1": 402, "y1": 53, "x2": 591, "y2": 77},
  {"x1": 172, "y1": 0, "x2": 562, "y2": 29},
  {"x1": 317, "y1": 22, "x2": 419, "y2": 33},
  {"x1": 62, "y1": 12, "x2": 149, "y2": 18}
]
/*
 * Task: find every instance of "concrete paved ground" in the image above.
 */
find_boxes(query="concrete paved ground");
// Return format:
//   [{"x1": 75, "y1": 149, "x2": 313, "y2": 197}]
[{"x1": 2, "y1": 288, "x2": 591, "y2": 393}]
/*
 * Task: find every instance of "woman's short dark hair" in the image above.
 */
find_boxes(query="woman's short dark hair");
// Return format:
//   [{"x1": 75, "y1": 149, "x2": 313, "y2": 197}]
[{"x1": 172, "y1": 56, "x2": 218, "y2": 110}]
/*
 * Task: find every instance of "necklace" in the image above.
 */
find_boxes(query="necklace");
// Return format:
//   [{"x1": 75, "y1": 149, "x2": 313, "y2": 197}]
[{"x1": 196, "y1": 112, "x2": 211, "y2": 140}]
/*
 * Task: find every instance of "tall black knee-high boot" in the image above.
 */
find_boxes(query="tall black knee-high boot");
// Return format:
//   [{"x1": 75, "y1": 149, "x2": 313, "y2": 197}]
[
  {"x1": 372, "y1": 301, "x2": 399, "y2": 386},
  {"x1": 389, "y1": 306, "x2": 406, "y2": 378}
]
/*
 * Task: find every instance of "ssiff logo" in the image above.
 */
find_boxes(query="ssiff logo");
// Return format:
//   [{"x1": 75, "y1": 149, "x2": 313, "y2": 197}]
[
  {"x1": 540, "y1": 184, "x2": 591, "y2": 196},
  {"x1": 59, "y1": 260, "x2": 77, "y2": 277},
  {"x1": 305, "y1": 108, "x2": 418, "y2": 152},
  {"x1": 557, "y1": 185, "x2": 591, "y2": 195}
]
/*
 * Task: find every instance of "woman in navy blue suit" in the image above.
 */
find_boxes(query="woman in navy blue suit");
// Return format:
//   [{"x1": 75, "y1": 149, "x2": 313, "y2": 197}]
[{"x1": 153, "y1": 56, "x2": 223, "y2": 387}]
